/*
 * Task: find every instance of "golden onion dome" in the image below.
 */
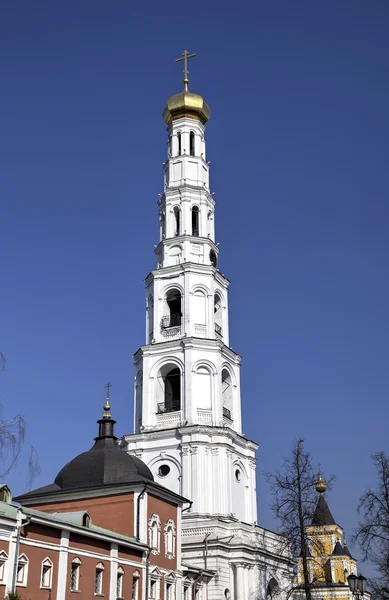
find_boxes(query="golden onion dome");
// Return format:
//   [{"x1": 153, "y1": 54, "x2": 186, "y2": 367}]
[
  {"x1": 163, "y1": 89, "x2": 211, "y2": 125},
  {"x1": 315, "y1": 472, "x2": 327, "y2": 494}
]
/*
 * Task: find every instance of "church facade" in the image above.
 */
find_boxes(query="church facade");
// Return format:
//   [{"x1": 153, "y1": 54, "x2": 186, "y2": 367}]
[{"x1": 122, "y1": 53, "x2": 294, "y2": 600}]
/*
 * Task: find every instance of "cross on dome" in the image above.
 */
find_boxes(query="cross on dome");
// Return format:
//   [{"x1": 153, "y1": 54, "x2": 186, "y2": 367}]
[{"x1": 175, "y1": 50, "x2": 196, "y2": 91}]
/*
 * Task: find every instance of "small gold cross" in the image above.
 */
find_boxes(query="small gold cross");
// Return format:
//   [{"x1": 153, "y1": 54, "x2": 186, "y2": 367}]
[{"x1": 176, "y1": 50, "x2": 196, "y2": 91}]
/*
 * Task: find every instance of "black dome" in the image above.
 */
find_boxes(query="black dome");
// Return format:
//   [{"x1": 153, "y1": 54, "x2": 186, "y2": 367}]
[
  {"x1": 55, "y1": 438, "x2": 153, "y2": 490},
  {"x1": 54, "y1": 411, "x2": 153, "y2": 491}
]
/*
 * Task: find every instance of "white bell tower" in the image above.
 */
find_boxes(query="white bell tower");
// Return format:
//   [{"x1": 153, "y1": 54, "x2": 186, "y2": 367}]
[{"x1": 123, "y1": 53, "x2": 293, "y2": 599}]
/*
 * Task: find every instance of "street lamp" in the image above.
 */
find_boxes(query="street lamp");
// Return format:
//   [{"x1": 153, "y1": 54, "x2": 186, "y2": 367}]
[{"x1": 348, "y1": 574, "x2": 367, "y2": 599}]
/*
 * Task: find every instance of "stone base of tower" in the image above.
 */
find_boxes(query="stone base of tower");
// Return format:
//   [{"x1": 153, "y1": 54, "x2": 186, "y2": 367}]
[{"x1": 181, "y1": 515, "x2": 293, "y2": 600}]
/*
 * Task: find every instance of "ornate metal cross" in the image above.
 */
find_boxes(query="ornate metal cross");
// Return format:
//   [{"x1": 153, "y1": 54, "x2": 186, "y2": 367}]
[
  {"x1": 105, "y1": 381, "x2": 112, "y2": 398},
  {"x1": 176, "y1": 50, "x2": 196, "y2": 91}
]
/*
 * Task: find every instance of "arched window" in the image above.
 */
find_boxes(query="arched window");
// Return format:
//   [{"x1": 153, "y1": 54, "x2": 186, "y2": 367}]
[
  {"x1": 164, "y1": 519, "x2": 176, "y2": 559},
  {"x1": 222, "y1": 369, "x2": 233, "y2": 420},
  {"x1": 160, "y1": 211, "x2": 166, "y2": 240},
  {"x1": 148, "y1": 514, "x2": 161, "y2": 554},
  {"x1": 0, "y1": 551, "x2": 8, "y2": 582},
  {"x1": 70, "y1": 557, "x2": 81, "y2": 591},
  {"x1": 95, "y1": 562, "x2": 104, "y2": 595},
  {"x1": 163, "y1": 288, "x2": 182, "y2": 328},
  {"x1": 194, "y1": 366, "x2": 212, "y2": 410},
  {"x1": 132, "y1": 570, "x2": 140, "y2": 600},
  {"x1": 177, "y1": 132, "x2": 182, "y2": 156},
  {"x1": 117, "y1": 566, "x2": 124, "y2": 598},
  {"x1": 173, "y1": 206, "x2": 180, "y2": 236},
  {"x1": 190, "y1": 131, "x2": 195, "y2": 156},
  {"x1": 168, "y1": 135, "x2": 172, "y2": 156},
  {"x1": 192, "y1": 206, "x2": 199, "y2": 236},
  {"x1": 214, "y1": 293, "x2": 223, "y2": 337},
  {"x1": 17, "y1": 554, "x2": 28, "y2": 586},
  {"x1": 41, "y1": 558, "x2": 53, "y2": 589},
  {"x1": 163, "y1": 367, "x2": 181, "y2": 412},
  {"x1": 267, "y1": 578, "x2": 279, "y2": 600}
]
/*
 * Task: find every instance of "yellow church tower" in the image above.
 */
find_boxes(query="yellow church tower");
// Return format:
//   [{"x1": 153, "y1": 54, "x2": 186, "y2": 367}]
[{"x1": 296, "y1": 473, "x2": 370, "y2": 600}]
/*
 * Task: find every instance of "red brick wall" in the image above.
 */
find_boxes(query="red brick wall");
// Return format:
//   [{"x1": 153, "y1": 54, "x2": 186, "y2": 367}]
[
  {"x1": 67, "y1": 551, "x2": 109, "y2": 600},
  {"x1": 17, "y1": 540, "x2": 59, "y2": 600},
  {"x1": 148, "y1": 495, "x2": 178, "y2": 571},
  {"x1": 34, "y1": 492, "x2": 135, "y2": 537}
]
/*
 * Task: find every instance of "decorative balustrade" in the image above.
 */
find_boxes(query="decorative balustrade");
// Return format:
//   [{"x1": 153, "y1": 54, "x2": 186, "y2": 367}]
[
  {"x1": 161, "y1": 313, "x2": 182, "y2": 329},
  {"x1": 223, "y1": 406, "x2": 232, "y2": 420},
  {"x1": 215, "y1": 323, "x2": 222, "y2": 337}
]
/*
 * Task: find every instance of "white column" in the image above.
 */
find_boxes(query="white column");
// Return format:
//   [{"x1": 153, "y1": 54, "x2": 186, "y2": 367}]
[
  {"x1": 235, "y1": 564, "x2": 246, "y2": 600},
  {"x1": 109, "y1": 543, "x2": 118, "y2": 600},
  {"x1": 56, "y1": 530, "x2": 69, "y2": 600}
]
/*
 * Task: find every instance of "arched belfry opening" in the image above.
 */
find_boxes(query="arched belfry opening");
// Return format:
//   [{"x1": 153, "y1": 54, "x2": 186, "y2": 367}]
[
  {"x1": 222, "y1": 369, "x2": 233, "y2": 420},
  {"x1": 173, "y1": 207, "x2": 180, "y2": 236},
  {"x1": 177, "y1": 131, "x2": 182, "y2": 156},
  {"x1": 162, "y1": 288, "x2": 182, "y2": 329},
  {"x1": 267, "y1": 578, "x2": 280, "y2": 600},
  {"x1": 190, "y1": 131, "x2": 195, "y2": 156},
  {"x1": 214, "y1": 293, "x2": 223, "y2": 337},
  {"x1": 192, "y1": 206, "x2": 199, "y2": 237},
  {"x1": 157, "y1": 364, "x2": 181, "y2": 413}
]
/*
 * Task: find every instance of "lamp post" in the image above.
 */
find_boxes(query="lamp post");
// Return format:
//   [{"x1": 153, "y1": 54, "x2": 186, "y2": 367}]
[{"x1": 348, "y1": 574, "x2": 367, "y2": 599}]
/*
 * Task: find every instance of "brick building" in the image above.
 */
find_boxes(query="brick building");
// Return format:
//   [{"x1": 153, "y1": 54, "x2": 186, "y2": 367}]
[{"x1": 0, "y1": 398, "x2": 212, "y2": 600}]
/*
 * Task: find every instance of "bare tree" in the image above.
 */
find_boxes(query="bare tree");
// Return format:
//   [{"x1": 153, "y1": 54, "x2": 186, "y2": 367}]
[
  {"x1": 267, "y1": 439, "x2": 332, "y2": 600},
  {"x1": 354, "y1": 452, "x2": 389, "y2": 600},
  {"x1": 0, "y1": 355, "x2": 40, "y2": 489}
]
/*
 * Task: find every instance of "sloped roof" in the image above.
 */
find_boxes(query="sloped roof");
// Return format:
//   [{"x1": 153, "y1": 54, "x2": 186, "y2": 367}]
[
  {"x1": 311, "y1": 494, "x2": 336, "y2": 526},
  {"x1": 332, "y1": 541, "x2": 345, "y2": 555}
]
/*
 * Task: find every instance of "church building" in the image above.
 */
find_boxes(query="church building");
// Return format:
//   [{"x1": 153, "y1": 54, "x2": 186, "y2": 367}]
[{"x1": 295, "y1": 475, "x2": 370, "y2": 600}]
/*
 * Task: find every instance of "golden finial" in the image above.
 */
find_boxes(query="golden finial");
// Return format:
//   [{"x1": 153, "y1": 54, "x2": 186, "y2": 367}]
[
  {"x1": 315, "y1": 464, "x2": 327, "y2": 494},
  {"x1": 103, "y1": 382, "x2": 112, "y2": 419},
  {"x1": 175, "y1": 50, "x2": 196, "y2": 91}
]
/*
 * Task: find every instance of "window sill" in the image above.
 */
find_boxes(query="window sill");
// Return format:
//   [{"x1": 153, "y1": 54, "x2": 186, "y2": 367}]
[
  {"x1": 94, "y1": 594, "x2": 104, "y2": 597},
  {"x1": 40, "y1": 586, "x2": 52, "y2": 590},
  {"x1": 70, "y1": 590, "x2": 81, "y2": 593}
]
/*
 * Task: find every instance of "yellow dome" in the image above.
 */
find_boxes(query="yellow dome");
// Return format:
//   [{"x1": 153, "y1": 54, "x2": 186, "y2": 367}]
[
  {"x1": 162, "y1": 89, "x2": 211, "y2": 125},
  {"x1": 315, "y1": 473, "x2": 327, "y2": 494}
]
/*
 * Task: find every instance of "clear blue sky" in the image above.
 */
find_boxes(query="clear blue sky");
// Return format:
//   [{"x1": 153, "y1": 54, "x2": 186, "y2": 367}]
[{"x1": 1, "y1": 0, "x2": 389, "y2": 573}]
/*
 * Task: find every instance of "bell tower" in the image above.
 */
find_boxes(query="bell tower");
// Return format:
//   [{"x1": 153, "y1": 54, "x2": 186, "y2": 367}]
[
  {"x1": 123, "y1": 51, "x2": 257, "y2": 524},
  {"x1": 123, "y1": 53, "x2": 294, "y2": 600}
]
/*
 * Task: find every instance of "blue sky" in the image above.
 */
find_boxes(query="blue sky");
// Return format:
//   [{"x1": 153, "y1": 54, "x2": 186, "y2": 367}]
[{"x1": 1, "y1": 0, "x2": 389, "y2": 573}]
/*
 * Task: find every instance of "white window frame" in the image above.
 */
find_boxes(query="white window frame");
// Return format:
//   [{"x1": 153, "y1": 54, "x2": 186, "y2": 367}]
[
  {"x1": 132, "y1": 569, "x2": 140, "y2": 600},
  {"x1": 164, "y1": 519, "x2": 176, "y2": 559},
  {"x1": 149, "y1": 569, "x2": 161, "y2": 600},
  {"x1": 70, "y1": 557, "x2": 81, "y2": 592},
  {"x1": 116, "y1": 566, "x2": 124, "y2": 599},
  {"x1": 148, "y1": 513, "x2": 161, "y2": 555},
  {"x1": 16, "y1": 554, "x2": 28, "y2": 587},
  {"x1": 95, "y1": 562, "x2": 104, "y2": 595},
  {"x1": 40, "y1": 557, "x2": 53, "y2": 589},
  {"x1": 0, "y1": 551, "x2": 8, "y2": 583},
  {"x1": 165, "y1": 573, "x2": 176, "y2": 600}
]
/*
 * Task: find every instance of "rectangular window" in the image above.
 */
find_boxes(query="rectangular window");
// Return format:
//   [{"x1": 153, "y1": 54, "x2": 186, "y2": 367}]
[
  {"x1": 166, "y1": 582, "x2": 176, "y2": 600},
  {"x1": 149, "y1": 580, "x2": 156, "y2": 599},
  {"x1": 95, "y1": 568, "x2": 103, "y2": 595},
  {"x1": 41, "y1": 565, "x2": 52, "y2": 588},
  {"x1": 132, "y1": 576, "x2": 139, "y2": 600},
  {"x1": 70, "y1": 563, "x2": 80, "y2": 592},
  {"x1": 16, "y1": 564, "x2": 25, "y2": 584}
]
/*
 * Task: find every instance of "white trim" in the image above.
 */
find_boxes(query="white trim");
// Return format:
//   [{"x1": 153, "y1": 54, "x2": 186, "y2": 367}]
[
  {"x1": 56, "y1": 530, "x2": 69, "y2": 600},
  {"x1": 109, "y1": 544, "x2": 118, "y2": 600},
  {"x1": 40, "y1": 557, "x2": 53, "y2": 589}
]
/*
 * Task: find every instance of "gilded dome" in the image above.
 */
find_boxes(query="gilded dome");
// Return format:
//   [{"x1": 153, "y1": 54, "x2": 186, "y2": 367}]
[{"x1": 162, "y1": 89, "x2": 211, "y2": 125}]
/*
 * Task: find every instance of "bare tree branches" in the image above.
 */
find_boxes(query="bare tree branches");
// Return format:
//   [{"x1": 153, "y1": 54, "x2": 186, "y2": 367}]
[
  {"x1": 267, "y1": 439, "x2": 332, "y2": 600},
  {"x1": 0, "y1": 405, "x2": 40, "y2": 490},
  {"x1": 354, "y1": 452, "x2": 389, "y2": 600},
  {"x1": 0, "y1": 355, "x2": 40, "y2": 490}
]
